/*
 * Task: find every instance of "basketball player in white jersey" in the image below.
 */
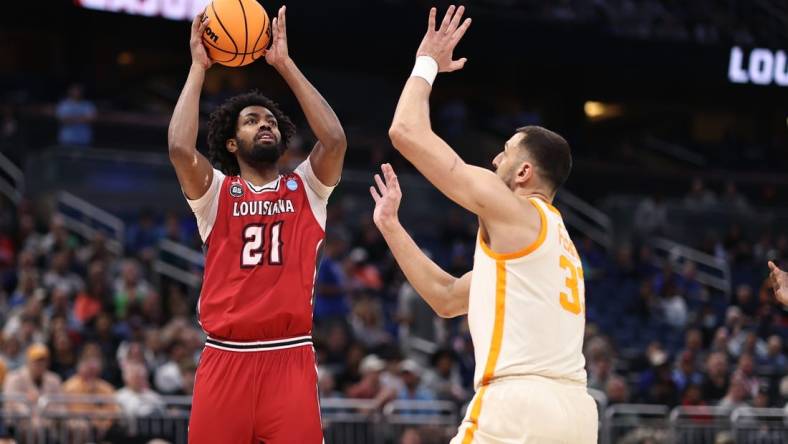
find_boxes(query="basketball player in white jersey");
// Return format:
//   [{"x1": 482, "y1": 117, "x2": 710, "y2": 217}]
[{"x1": 369, "y1": 5, "x2": 598, "y2": 443}]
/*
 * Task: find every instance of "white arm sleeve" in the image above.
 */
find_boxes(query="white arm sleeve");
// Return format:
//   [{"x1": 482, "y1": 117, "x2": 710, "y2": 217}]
[
  {"x1": 294, "y1": 158, "x2": 337, "y2": 230},
  {"x1": 186, "y1": 168, "x2": 225, "y2": 243}
]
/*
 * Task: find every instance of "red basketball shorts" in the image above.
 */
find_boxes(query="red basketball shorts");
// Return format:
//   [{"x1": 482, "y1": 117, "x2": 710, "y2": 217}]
[{"x1": 188, "y1": 335, "x2": 322, "y2": 444}]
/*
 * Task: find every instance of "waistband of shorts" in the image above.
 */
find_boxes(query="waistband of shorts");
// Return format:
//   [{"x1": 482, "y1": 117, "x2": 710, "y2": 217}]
[
  {"x1": 205, "y1": 335, "x2": 313, "y2": 352},
  {"x1": 482, "y1": 373, "x2": 587, "y2": 388}
]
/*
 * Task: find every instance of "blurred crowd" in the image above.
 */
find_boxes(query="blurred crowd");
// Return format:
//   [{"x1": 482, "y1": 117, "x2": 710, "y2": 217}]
[
  {"x1": 476, "y1": 0, "x2": 787, "y2": 46},
  {"x1": 0, "y1": 165, "x2": 785, "y2": 438}
]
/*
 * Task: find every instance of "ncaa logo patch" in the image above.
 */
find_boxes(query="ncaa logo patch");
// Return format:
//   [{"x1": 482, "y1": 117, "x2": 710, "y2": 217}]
[
  {"x1": 286, "y1": 179, "x2": 298, "y2": 191},
  {"x1": 229, "y1": 183, "x2": 244, "y2": 198}
]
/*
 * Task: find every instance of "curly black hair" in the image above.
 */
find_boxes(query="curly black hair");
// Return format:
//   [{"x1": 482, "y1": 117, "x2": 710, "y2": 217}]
[{"x1": 206, "y1": 91, "x2": 297, "y2": 176}]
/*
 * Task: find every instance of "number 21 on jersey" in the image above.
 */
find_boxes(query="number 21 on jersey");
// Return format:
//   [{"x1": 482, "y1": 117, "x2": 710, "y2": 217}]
[
  {"x1": 559, "y1": 255, "x2": 584, "y2": 315},
  {"x1": 242, "y1": 222, "x2": 283, "y2": 267}
]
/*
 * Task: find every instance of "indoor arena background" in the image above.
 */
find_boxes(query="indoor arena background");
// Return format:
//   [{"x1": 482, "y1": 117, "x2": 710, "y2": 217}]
[{"x1": 0, "y1": 1, "x2": 787, "y2": 443}]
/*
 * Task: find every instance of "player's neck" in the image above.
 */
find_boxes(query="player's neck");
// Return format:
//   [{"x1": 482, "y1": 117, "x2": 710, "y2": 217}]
[
  {"x1": 238, "y1": 162, "x2": 280, "y2": 187},
  {"x1": 517, "y1": 188, "x2": 552, "y2": 204}
]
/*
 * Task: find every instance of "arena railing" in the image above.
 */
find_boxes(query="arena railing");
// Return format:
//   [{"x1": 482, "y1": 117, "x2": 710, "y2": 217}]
[
  {"x1": 555, "y1": 188, "x2": 614, "y2": 251},
  {"x1": 731, "y1": 407, "x2": 788, "y2": 443},
  {"x1": 320, "y1": 398, "x2": 386, "y2": 444},
  {"x1": 154, "y1": 238, "x2": 205, "y2": 289},
  {"x1": 5, "y1": 395, "x2": 788, "y2": 444},
  {"x1": 650, "y1": 236, "x2": 731, "y2": 295},
  {"x1": 602, "y1": 404, "x2": 670, "y2": 444},
  {"x1": 56, "y1": 190, "x2": 125, "y2": 255},
  {"x1": 0, "y1": 394, "x2": 35, "y2": 443},
  {"x1": 668, "y1": 405, "x2": 733, "y2": 444},
  {"x1": 0, "y1": 151, "x2": 24, "y2": 204},
  {"x1": 383, "y1": 399, "x2": 458, "y2": 443}
]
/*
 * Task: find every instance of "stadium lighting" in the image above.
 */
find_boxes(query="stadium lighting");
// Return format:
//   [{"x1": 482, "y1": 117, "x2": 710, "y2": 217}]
[{"x1": 584, "y1": 101, "x2": 622, "y2": 121}]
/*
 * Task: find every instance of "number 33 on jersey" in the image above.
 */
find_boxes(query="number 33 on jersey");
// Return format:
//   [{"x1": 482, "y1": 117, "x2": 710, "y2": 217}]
[{"x1": 186, "y1": 159, "x2": 333, "y2": 342}]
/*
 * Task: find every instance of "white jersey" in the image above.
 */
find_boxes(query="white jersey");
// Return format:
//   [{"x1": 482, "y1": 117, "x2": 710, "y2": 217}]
[{"x1": 468, "y1": 197, "x2": 587, "y2": 389}]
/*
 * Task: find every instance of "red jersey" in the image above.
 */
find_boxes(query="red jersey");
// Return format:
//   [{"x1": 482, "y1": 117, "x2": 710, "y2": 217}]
[{"x1": 187, "y1": 159, "x2": 332, "y2": 341}]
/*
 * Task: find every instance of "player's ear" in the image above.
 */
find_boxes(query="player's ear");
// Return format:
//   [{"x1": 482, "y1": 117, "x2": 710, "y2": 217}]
[
  {"x1": 514, "y1": 161, "x2": 532, "y2": 185},
  {"x1": 226, "y1": 138, "x2": 238, "y2": 153}
]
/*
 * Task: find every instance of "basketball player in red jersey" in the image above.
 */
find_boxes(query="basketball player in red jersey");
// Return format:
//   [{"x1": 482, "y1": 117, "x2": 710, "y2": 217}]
[{"x1": 168, "y1": 7, "x2": 345, "y2": 443}]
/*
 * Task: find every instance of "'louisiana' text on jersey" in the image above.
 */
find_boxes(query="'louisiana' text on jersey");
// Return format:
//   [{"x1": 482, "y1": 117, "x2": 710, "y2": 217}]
[{"x1": 232, "y1": 199, "x2": 295, "y2": 217}]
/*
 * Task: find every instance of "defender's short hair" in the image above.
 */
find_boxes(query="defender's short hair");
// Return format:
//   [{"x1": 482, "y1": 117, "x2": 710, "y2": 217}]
[{"x1": 515, "y1": 126, "x2": 572, "y2": 192}]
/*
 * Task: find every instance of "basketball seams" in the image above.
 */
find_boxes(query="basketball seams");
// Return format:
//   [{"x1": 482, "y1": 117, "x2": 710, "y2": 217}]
[
  {"x1": 203, "y1": 40, "x2": 264, "y2": 56},
  {"x1": 204, "y1": 0, "x2": 269, "y2": 67},
  {"x1": 209, "y1": 1, "x2": 240, "y2": 65},
  {"x1": 250, "y1": 7, "x2": 268, "y2": 61},
  {"x1": 237, "y1": 0, "x2": 248, "y2": 67}
]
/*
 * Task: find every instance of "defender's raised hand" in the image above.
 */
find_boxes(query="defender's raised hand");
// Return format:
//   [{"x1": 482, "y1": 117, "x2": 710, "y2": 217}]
[
  {"x1": 416, "y1": 5, "x2": 472, "y2": 73},
  {"x1": 191, "y1": 13, "x2": 214, "y2": 70},
  {"x1": 370, "y1": 164, "x2": 403, "y2": 229},
  {"x1": 266, "y1": 6, "x2": 291, "y2": 69},
  {"x1": 768, "y1": 261, "x2": 788, "y2": 306}
]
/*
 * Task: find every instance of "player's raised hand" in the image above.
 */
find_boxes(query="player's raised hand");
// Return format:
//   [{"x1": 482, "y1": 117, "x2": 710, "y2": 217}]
[
  {"x1": 370, "y1": 164, "x2": 403, "y2": 229},
  {"x1": 190, "y1": 13, "x2": 214, "y2": 70},
  {"x1": 768, "y1": 261, "x2": 788, "y2": 306},
  {"x1": 266, "y1": 6, "x2": 291, "y2": 69},
  {"x1": 416, "y1": 5, "x2": 472, "y2": 73}
]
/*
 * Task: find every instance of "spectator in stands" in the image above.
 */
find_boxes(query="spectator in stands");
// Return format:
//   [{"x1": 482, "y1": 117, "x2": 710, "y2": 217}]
[
  {"x1": 759, "y1": 335, "x2": 786, "y2": 373},
  {"x1": 732, "y1": 353, "x2": 759, "y2": 398},
  {"x1": 40, "y1": 215, "x2": 78, "y2": 256},
  {"x1": 45, "y1": 285, "x2": 80, "y2": 332},
  {"x1": 718, "y1": 375, "x2": 749, "y2": 409},
  {"x1": 48, "y1": 330, "x2": 77, "y2": 381},
  {"x1": 680, "y1": 383, "x2": 706, "y2": 407},
  {"x1": 683, "y1": 328, "x2": 706, "y2": 366},
  {"x1": 7, "y1": 269, "x2": 39, "y2": 309},
  {"x1": 55, "y1": 83, "x2": 96, "y2": 147},
  {"x1": 334, "y1": 342, "x2": 365, "y2": 393},
  {"x1": 397, "y1": 273, "x2": 447, "y2": 361},
  {"x1": 720, "y1": 182, "x2": 748, "y2": 210},
  {"x1": 399, "y1": 427, "x2": 423, "y2": 444},
  {"x1": 160, "y1": 211, "x2": 186, "y2": 244},
  {"x1": 113, "y1": 259, "x2": 151, "y2": 320},
  {"x1": 3, "y1": 344, "x2": 63, "y2": 426},
  {"x1": 588, "y1": 354, "x2": 615, "y2": 392},
  {"x1": 313, "y1": 236, "x2": 349, "y2": 323},
  {"x1": 638, "y1": 348, "x2": 680, "y2": 406},
  {"x1": 344, "y1": 247, "x2": 383, "y2": 292},
  {"x1": 73, "y1": 261, "x2": 109, "y2": 326},
  {"x1": 116, "y1": 362, "x2": 165, "y2": 418},
  {"x1": 733, "y1": 284, "x2": 758, "y2": 318},
  {"x1": 317, "y1": 366, "x2": 342, "y2": 399},
  {"x1": 42, "y1": 250, "x2": 84, "y2": 296},
  {"x1": 176, "y1": 361, "x2": 197, "y2": 397},
  {"x1": 345, "y1": 354, "x2": 396, "y2": 408},
  {"x1": 671, "y1": 350, "x2": 703, "y2": 394},
  {"x1": 154, "y1": 341, "x2": 188, "y2": 395},
  {"x1": 421, "y1": 349, "x2": 467, "y2": 405},
  {"x1": 633, "y1": 193, "x2": 667, "y2": 237},
  {"x1": 396, "y1": 359, "x2": 435, "y2": 402},
  {"x1": 605, "y1": 375, "x2": 630, "y2": 405},
  {"x1": 659, "y1": 281, "x2": 688, "y2": 329},
  {"x1": 5, "y1": 299, "x2": 45, "y2": 350},
  {"x1": 1, "y1": 335, "x2": 24, "y2": 371},
  {"x1": 125, "y1": 210, "x2": 160, "y2": 259},
  {"x1": 701, "y1": 352, "x2": 730, "y2": 403},
  {"x1": 76, "y1": 231, "x2": 115, "y2": 267},
  {"x1": 349, "y1": 295, "x2": 392, "y2": 349},
  {"x1": 684, "y1": 178, "x2": 717, "y2": 210},
  {"x1": 63, "y1": 349, "x2": 121, "y2": 436}
]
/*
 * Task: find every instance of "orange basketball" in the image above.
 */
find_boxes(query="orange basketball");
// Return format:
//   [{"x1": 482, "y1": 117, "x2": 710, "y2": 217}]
[{"x1": 202, "y1": 0, "x2": 271, "y2": 67}]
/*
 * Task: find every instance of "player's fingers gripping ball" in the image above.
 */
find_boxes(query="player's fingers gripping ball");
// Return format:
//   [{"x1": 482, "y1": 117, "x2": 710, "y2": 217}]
[{"x1": 202, "y1": 0, "x2": 271, "y2": 67}]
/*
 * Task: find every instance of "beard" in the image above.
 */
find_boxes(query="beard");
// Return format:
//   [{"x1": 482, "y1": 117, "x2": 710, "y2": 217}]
[
  {"x1": 236, "y1": 138, "x2": 284, "y2": 166},
  {"x1": 496, "y1": 167, "x2": 516, "y2": 190}
]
